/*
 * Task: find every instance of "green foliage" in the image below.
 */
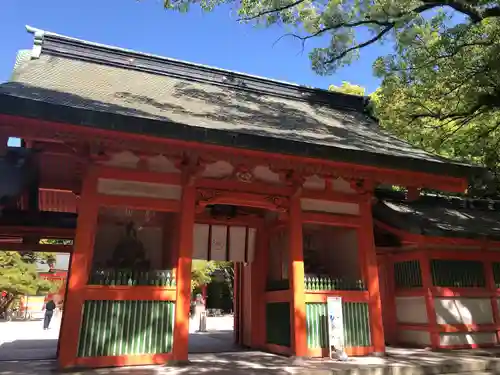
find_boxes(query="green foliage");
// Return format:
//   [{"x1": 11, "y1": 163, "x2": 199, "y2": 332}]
[
  {"x1": 191, "y1": 260, "x2": 216, "y2": 291},
  {"x1": 190, "y1": 260, "x2": 234, "y2": 297},
  {"x1": 0, "y1": 251, "x2": 59, "y2": 311},
  {"x1": 161, "y1": 0, "x2": 500, "y2": 194},
  {"x1": 20, "y1": 251, "x2": 56, "y2": 266},
  {"x1": 328, "y1": 81, "x2": 365, "y2": 96}
]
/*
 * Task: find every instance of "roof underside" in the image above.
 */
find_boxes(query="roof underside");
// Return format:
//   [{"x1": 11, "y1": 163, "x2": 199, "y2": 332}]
[
  {"x1": 0, "y1": 29, "x2": 482, "y2": 179},
  {"x1": 373, "y1": 192, "x2": 500, "y2": 241}
]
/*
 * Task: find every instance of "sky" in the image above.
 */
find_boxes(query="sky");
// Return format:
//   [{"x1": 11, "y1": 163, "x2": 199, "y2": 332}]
[{"x1": 0, "y1": 0, "x2": 389, "y2": 93}]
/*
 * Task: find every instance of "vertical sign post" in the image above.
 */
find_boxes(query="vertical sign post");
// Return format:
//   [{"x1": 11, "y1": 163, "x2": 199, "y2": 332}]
[{"x1": 327, "y1": 296, "x2": 345, "y2": 359}]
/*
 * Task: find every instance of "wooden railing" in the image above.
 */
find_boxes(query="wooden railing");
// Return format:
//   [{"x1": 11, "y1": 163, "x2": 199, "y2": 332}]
[{"x1": 88, "y1": 269, "x2": 176, "y2": 287}]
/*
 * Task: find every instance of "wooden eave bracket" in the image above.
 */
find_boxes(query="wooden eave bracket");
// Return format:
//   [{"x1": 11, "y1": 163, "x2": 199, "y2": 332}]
[
  {"x1": 176, "y1": 154, "x2": 206, "y2": 186},
  {"x1": 350, "y1": 178, "x2": 376, "y2": 196}
]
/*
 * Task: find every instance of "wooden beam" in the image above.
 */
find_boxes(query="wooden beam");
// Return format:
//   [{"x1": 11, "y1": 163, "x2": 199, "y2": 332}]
[
  {"x1": 94, "y1": 164, "x2": 182, "y2": 186},
  {"x1": 0, "y1": 243, "x2": 72, "y2": 253},
  {"x1": 97, "y1": 194, "x2": 181, "y2": 212},
  {"x1": 0, "y1": 226, "x2": 75, "y2": 239},
  {"x1": 301, "y1": 189, "x2": 362, "y2": 204},
  {"x1": 1, "y1": 114, "x2": 469, "y2": 194},
  {"x1": 302, "y1": 212, "x2": 361, "y2": 227}
]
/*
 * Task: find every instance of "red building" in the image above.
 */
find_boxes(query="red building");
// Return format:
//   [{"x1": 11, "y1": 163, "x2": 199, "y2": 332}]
[{"x1": 0, "y1": 26, "x2": 490, "y2": 369}]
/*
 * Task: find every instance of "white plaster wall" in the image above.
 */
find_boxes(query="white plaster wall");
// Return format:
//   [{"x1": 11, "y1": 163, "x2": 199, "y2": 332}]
[
  {"x1": 92, "y1": 224, "x2": 164, "y2": 268},
  {"x1": 202, "y1": 161, "x2": 234, "y2": 178},
  {"x1": 332, "y1": 178, "x2": 355, "y2": 193},
  {"x1": 439, "y1": 332, "x2": 496, "y2": 346},
  {"x1": 434, "y1": 298, "x2": 493, "y2": 325},
  {"x1": 303, "y1": 175, "x2": 326, "y2": 190},
  {"x1": 102, "y1": 151, "x2": 140, "y2": 169},
  {"x1": 97, "y1": 178, "x2": 182, "y2": 200},
  {"x1": 300, "y1": 198, "x2": 359, "y2": 215},
  {"x1": 253, "y1": 165, "x2": 282, "y2": 184},
  {"x1": 395, "y1": 297, "x2": 428, "y2": 324},
  {"x1": 398, "y1": 330, "x2": 431, "y2": 346},
  {"x1": 148, "y1": 155, "x2": 180, "y2": 173}
]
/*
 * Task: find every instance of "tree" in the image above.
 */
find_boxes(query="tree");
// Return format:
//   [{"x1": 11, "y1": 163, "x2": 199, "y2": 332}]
[
  {"x1": 190, "y1": 260, "x2": 234, "y2": 301},
  {"x1": 214, "y1": 261, "x2": 234, "y2": 301},
  {"x1": 328, "y1": 81, "x2": 365, "y2": 96},
  {"x1": 191, "y1": 260, "x2": 216, "y2": 291},
  {"x1": 0, "y1": 251, "x2": 58, "y2": 315},
  {"x1": 162, "y1": 0, "x2": 500, "y2": 192}
]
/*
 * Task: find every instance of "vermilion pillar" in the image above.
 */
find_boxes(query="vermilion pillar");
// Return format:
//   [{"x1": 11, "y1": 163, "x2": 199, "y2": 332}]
[
  {"x1": 359, "y1": 198, "x2": 385, "y2": 354},
  {"x1": 251, "y1": 225, "x2": 267, "y2": 348},
  {"x1": 288, "y1": 195, "x2": 307, "y2": 357},
  {"x1": 419, "y1": 250, "x2": 439, "y2": 349},
  {"x1": 59, "y1": 167, "x2": 98, "y2": 369},
  {"x1": 172, "y1": 185, "x2": 196, "y2": 362}
]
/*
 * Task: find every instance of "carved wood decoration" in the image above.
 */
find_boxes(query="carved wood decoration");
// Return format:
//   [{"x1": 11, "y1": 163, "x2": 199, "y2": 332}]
[
  {"x1": 195, "y1": 188, "x2": 289, "y2": 213},
  {"x1": 349, "y1": 179, "x2": 375, "y2": 196},
  {"x1": 233, "y1": 165, "x2": 254, "y2": 183},
  {"x1": 2, "y1": 116, "x2": 466, "y2": 193}
]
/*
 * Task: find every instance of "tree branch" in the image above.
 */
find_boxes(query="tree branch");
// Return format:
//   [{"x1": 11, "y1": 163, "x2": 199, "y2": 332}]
[
  {"x1": 421, "y1": 0, "x2": 500, "y2": 22},
  {"x1": 324, "y1": 24, "x2": 395, "y2": 64},
  {"x1": 238, "y1": 0, "x2": 306, "y2": 21}
]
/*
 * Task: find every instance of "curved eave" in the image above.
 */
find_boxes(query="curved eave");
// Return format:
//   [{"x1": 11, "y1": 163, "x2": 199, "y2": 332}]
[{"x1": 0, "y1": 94, "x2": 481, "y2": 193}]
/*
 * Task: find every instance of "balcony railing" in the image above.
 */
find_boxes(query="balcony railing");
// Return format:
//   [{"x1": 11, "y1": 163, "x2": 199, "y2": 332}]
[
  {"x1": 88, "y1": 269, "x2": 176, "y2": 287},
  {"x1": 304, "y1": 275, "x2": 366, "y2": 291}
]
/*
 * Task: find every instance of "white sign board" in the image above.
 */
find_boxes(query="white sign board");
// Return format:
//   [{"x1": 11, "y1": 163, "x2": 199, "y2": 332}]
[{"x1": 327, "y1": 296, "x2": 344, "y2": 358}]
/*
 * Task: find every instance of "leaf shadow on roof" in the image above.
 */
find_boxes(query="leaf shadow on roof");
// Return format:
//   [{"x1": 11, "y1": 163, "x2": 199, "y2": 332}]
[
  {"x1": 0, "y1": 76, "x2": 457, "y2": 168},
  {"x1": 109, "y1": 80, "x2": 448, "y2": 164},
  {"x1": 373, "y1": 198, "x2": 500, "y2": 240}
]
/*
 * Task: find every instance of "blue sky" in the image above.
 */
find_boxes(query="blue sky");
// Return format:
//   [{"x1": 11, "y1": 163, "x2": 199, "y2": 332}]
[{"x1": 1, "y1": 0, "x2": 389, "y2": 94}]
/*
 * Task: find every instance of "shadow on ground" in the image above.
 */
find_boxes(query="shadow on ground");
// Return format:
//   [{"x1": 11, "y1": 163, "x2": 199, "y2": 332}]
[
  {"x1": 188, "y1": 330, "x2": 241, "y2": 354},
  {"x1": 0, "y1": 339, "x2": 57, "y2": 361},
  {"x1": 4, "y1": 347, "x2": 500, "y2": 374},
  {"x1": 0, "y1": 352, "x2": 296, "y2": 375}
]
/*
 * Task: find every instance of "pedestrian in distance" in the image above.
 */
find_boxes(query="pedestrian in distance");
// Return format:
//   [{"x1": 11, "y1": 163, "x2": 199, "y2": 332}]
[{"x1": 42, "y1": 298, "x2": 56, "y2": 330}]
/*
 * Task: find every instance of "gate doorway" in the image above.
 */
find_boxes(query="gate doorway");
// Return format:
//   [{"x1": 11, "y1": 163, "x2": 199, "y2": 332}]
[
  {"x1": 187, "y1": 204, "x2": 264, "y2": 354},
  {"x1": 188, "y1": 260, "x2": 238, "y2": 353},
  {"x1": 0, "y1": 248, "x2": 72, "y2": 361}
]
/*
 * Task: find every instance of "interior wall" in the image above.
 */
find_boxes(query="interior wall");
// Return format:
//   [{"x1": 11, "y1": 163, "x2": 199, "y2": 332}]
[
  {"x1": 303, "y1": 225, "x2": 360, "y2": 280},
  {"x1": 267, "y1": 228, "x2": 287, "y2": 280},
  {"x1": 92, "y1": 223, "x2": 167, "y2": 269}
]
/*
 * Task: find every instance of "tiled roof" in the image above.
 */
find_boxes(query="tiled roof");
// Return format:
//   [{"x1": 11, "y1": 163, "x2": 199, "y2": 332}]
[
  {"x1": 373, "y1": 190, "x2": 500, "y2": 240},
  {"x1": 0, "y1": 26, "x2": 484, "y2": 179}
]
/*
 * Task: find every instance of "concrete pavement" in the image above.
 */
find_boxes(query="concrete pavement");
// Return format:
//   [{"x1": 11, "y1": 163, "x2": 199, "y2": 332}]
[
  {"x1": 0, "y1": 314, "x2": 238, "y2": 362},
  {"x1": 0, "y1": 313, "x2": 61, "y2": 361}
]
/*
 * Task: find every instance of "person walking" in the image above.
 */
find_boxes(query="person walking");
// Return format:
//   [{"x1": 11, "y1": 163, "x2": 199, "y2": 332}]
[{"x1": 42, "y1": 298, "x2": 56, "y2": 330}]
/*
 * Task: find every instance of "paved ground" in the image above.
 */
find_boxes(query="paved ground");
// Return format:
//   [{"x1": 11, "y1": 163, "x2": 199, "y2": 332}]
[
  {"x1": 0, "y1": 312, "x2": 62, "y2": 361},
  {"x1": 188, "y1": 315, "x2": 237, "y2": 353},
  {"x1": 3, "y1": 348, "x2": 500, "y2": 375},
  {"x1": 0, "y1": 313, "x2": 237, "y2": 361},
  {"x1": 4, "y1": 314, "x2": 500, "y2": 374}
]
